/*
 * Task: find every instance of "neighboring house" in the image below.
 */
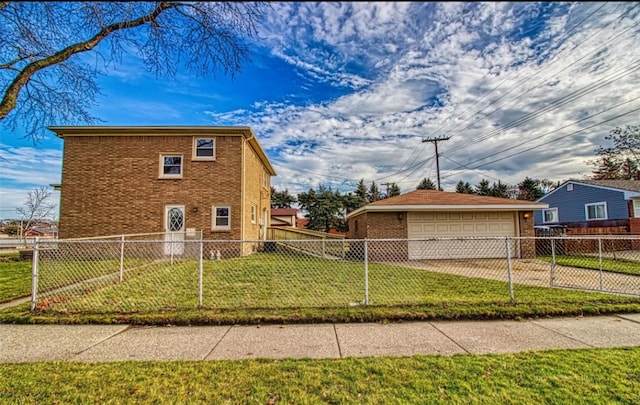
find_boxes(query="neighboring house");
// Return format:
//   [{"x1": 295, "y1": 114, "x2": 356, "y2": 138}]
[
  {"x1": 49, "y1": 126, "x2": 276, "y2": 255},
  {"x1": 25, "y1": 227, "x2": 58, "y2": 238},
  {"x1": 346, "y1": 189, "x2": 547, "y2": 260},
  {"x1": 534, "y1": 180, "x2": 640, "y2": 235},
  {"x1": 270, "y1": 208, "x2": 299, "y2": 227}
]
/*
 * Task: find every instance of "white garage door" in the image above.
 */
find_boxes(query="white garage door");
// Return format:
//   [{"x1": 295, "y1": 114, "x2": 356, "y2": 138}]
[{"x1": 407, "y1": 211, "x2": 517, "y2": 260}]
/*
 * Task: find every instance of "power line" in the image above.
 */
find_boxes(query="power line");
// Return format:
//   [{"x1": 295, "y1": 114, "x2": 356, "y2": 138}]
[
  {"x1": 442, "y1": 105, "x2": 640, "y2": 178},
  {"x1": 428, "y1": 2, "x2": 614, "y2": 142}
]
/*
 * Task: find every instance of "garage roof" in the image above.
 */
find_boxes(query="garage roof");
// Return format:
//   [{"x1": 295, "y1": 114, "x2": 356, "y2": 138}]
[{"x1": 347, "y1": 189, "x2": 548, "y2": 218}]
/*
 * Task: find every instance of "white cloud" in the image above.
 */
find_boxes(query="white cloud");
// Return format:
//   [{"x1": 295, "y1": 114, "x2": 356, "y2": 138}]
[{"x1": 219, "y1": 2, "x2": 640, "y2": 195}]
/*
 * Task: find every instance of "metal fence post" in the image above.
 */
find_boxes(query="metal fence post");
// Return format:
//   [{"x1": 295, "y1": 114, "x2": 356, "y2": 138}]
[
  {"x1": 30, "y1": 236, "x2": 40, "y2": 311},
  {"x1": 119, "y1": 235, "x2": 125, "y2": 283},
  {"x1": 550, "y1": 237, "x2": 556, "y2": 287},
  {"x1": 364, "y1": 239, "x2": 369, "y2": 305},
  {"x1": 598, "y1": 237, "x2": 603, "y2": 292},
  {"x1": 505, "y1": 237, "x2": 514, "y2": 304},
  {"x1": 170, "y1": 232, "x2": 174, "y2": 265},
  {"x1": 198, "y1": 237, "x2": 203, "y2": 309}
]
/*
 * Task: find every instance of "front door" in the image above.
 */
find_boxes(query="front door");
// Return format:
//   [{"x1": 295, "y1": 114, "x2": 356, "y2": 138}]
[{"x1": 164, "y1": 205, "x2": 185, "y2": 256}]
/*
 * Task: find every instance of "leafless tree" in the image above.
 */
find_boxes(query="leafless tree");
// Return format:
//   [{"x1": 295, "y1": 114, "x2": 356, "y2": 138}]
[
  {"x1": 0, "y1": 2, "x2": 268, "y2": 142},
  {"x1": 16, "y1": 186, "x2": 55, "y2": 243}
]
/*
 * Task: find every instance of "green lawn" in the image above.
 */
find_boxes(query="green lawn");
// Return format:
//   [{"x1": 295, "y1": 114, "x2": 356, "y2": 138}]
[
  {"x1": 539, "y1": 255, "x2": 640, "y2": 276},
  {"x1": 2, "y1": 252, "x2": 640, "y2": 325},
  {"x1": 2, "y1": 347, "x2": 639, "y2": 403},
  {"x1": 0, "y1": 252, "x2": 31, "y2": 303}
]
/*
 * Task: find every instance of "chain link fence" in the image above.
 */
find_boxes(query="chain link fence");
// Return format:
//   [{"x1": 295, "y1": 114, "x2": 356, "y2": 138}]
[{"x1": 28, "y1": 234, "x2": 640, "y2": 314}]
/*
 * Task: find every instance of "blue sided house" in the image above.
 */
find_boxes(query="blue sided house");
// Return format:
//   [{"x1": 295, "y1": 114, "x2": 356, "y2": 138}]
[{"x1": 534, "y1": 180, "x2": 640, "y2": 234}]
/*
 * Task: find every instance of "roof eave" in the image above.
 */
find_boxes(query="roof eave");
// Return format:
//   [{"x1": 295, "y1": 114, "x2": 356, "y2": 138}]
[{"x1": 347, "y1": 203, "x2": 548, "y2": 219}]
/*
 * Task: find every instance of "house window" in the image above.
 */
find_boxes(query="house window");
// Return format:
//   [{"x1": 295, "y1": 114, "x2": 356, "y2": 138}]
[
  {"x1": 262, "y1": 170, "x2": 269, "y2": 189},
  {"x1": 193, "y1": 138, "x2": 215, "y2": 160},
  {"x1": 634, "y1": 199, "x2": 640, "y2": 218},
  {"x1": 251, "y1": 204, "x2": 257, "y2": 224},
  {"x1": 160, "y1": 154, "x2": 183, "y2": 178},
  {"x1": 212, "y1": 206, "x2": 231, "y2": 230},
  {"x1": 542, "y1": 208, "x2": 558, "y2": 223},
  {"x1": 567, "y1": 184, "x2": 573, "y2": 191},
  {"x1": 585, "y1": 202, "x2": 607, "y2": 220}
]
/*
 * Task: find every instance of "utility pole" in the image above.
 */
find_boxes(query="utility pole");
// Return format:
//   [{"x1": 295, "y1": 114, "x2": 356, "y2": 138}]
[
  {"x1": 381, "y1": 182, "x2": 390, "y2": 198},
  {"x1": 422, "y1": 136, "x2": 451, "y2": 191}
]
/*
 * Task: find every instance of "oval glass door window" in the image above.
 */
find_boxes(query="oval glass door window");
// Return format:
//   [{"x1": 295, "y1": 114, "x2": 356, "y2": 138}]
[{"x1": 168, "y1": 208, "x2": 184, "y2": 232}]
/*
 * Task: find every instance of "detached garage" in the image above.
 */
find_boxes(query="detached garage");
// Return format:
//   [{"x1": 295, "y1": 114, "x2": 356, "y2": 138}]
[{"x1": 346, "y1": 190, "x2": 547, "y2": 260}]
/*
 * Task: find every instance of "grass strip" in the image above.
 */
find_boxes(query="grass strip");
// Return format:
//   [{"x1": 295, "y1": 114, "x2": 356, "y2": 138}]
[{"x1": 1, "y1": 347, "x2": 640, "y2": 403}]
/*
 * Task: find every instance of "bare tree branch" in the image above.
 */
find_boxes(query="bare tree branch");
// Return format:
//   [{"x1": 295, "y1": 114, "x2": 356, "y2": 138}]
[{"x1": 0, "y1": 2, "x2": 268, "y2": 142}]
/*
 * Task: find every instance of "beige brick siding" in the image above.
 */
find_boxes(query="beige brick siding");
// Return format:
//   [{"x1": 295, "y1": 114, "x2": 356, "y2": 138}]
[
  {"x1": 241, "y1": 138, "x2": 272, "y2": 254},
  {"x1": 58, "y1": 133, "x2": 269, "y2": 241}
]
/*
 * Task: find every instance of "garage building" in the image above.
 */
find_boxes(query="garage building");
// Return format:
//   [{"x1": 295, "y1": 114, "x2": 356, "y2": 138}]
[{"x1": 346, "y1": 189, "x2": 547, "y2": 260}]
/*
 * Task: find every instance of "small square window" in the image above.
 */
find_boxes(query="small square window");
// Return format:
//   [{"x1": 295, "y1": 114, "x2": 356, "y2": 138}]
[
  {"x1": 567, "y1": 184, "x2": 573, "y2": 191},
  {"x1": 542, "y1": 208, "x2": 558, "y2": 223},
  {"x1": 585, "y1": 202, "x2": 607, "y2": 220},
  {"x1": 193, "y1": 138, "x2": 215, "y2": 160},
  {"x1": 160, "y1": 154, "x2": 183, "y2": 178},
  {"x1": 212, "y1": 206, "x2": 231, "y2": 230}
]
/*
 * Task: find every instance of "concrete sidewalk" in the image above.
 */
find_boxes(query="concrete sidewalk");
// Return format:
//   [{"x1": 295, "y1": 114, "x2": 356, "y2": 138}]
[{"x1": 2, "y1": 314, "x2": 640, "y2": 363}]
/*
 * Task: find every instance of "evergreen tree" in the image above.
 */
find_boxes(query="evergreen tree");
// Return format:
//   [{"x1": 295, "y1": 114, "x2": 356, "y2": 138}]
[
  {"x1": 517, "y1": 177, "x2": 544, "y2": 201},
  {"x1": 270, "y1": 187, "x2": 297, "y2": 208},
  {"x1": 490, "y1": 181, "x2": 509, "y2": 198},
  {"x1": 353, "y1": 179, "x2": 369, "y2": 207},
  {"x1": 417, "y1": 178, "x2": 437, "y2": 190},
  {"x1": 297, "y1": 185, "x2": 344, "y2": 233},
  {"x1": 368, "y1": 181, "x2": 381, "y2": 202},
  {"x1": 475, "y1": 179, "x2": 491, "y2": 195},
  {"x1": 455, "y1": 181, "x2": 475, "y2": 194}
]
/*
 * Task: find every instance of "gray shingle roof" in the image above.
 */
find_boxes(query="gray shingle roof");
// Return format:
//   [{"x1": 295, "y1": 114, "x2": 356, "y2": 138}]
[{"x1": 574, "y1": 179, "x2": 640, "y2": 192}]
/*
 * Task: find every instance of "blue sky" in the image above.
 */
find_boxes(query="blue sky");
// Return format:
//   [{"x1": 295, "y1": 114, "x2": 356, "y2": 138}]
[{"x1": 1, "y1": 2, "x2": 639, "y2": 220}]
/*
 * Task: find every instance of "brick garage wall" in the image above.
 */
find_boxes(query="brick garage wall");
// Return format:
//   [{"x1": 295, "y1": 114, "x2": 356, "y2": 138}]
[
  {"x1": 59, "y1": 134, "x2": 243, "y2": 239},
  {"x1": 363, "y1": 212, "x2": 408, "y2": 261},
  {"x1": 630, "y1": 218, "x2": 640, "y2": 249},
  {"x1": 518, "y1": 211, "x2": 535, "y2": 259}
]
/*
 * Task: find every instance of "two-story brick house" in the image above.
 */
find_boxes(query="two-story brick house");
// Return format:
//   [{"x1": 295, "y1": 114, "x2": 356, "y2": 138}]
[{"x1": 49, "y1": 126, "x2": 276, "y2": 254}]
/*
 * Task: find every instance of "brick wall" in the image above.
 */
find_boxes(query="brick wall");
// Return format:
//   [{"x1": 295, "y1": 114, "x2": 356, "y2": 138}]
[
  {"x1": 58, "y1": 133, "x2": 262, "y2": 240},
  {"x1": 241, "y1": 139, "x2": 271, "y2": 254},
  {"x1": 346, "y1": 211, "x2": 408, "y2": 260},
  {"x1": 518, "y1": 211, "x2": 535, "y2": 259}
]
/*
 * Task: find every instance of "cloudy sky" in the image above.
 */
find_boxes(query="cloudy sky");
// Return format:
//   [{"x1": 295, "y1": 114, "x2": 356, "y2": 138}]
[{"x1": 1, "y1": 2, "x2": 639, "y2": 219}]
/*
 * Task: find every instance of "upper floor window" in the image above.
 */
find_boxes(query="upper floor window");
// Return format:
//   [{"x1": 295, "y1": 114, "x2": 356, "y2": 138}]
[
  {"x1": 585, "y1": 202, "x2": 607, "y2": 220},
  {"x1": 542, "y1": 208, "x2": 558, "y2": 223},
  {"x1": 262, "y1": 170, "x2": 269, "y2": 189},
  {"x1": 160, "y1": 154, "x2": 183, "y2": 178},
  {"x1": 566, "y1": 184, "x2": 573, "y2": 191},
  {"x1": 193, "y1": 137, "x2": 215, "y2": 160}
]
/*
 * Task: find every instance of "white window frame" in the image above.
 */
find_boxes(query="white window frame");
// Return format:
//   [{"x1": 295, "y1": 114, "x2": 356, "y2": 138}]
[
  {"x1": 542, "y1": 208, "x2": 558, "y2": 224},
  {"x1": 193, "y1": 137, "x2": 216, "y2": 161},
  {"x1": 159, "y1": 154, "x2": 183, "y2": 179},
  {"x1": 212, "y1": 205, "x2": 231, "y2": 231},
  {"x1": 566, "y1": 184, "x2": 573, "y2": 191},
  {"x1": 251, "y1": 204, "x2": 257, "y2": 224},
  {"x1": 634, "y1": 199, "x2": 640, "y2": 218},
  {"x1": 585, "y1": 202, "x2": 607, "y2": 221},
  {"x1": 262, "y1": 171, "x2": 269, "y2": 189}
]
